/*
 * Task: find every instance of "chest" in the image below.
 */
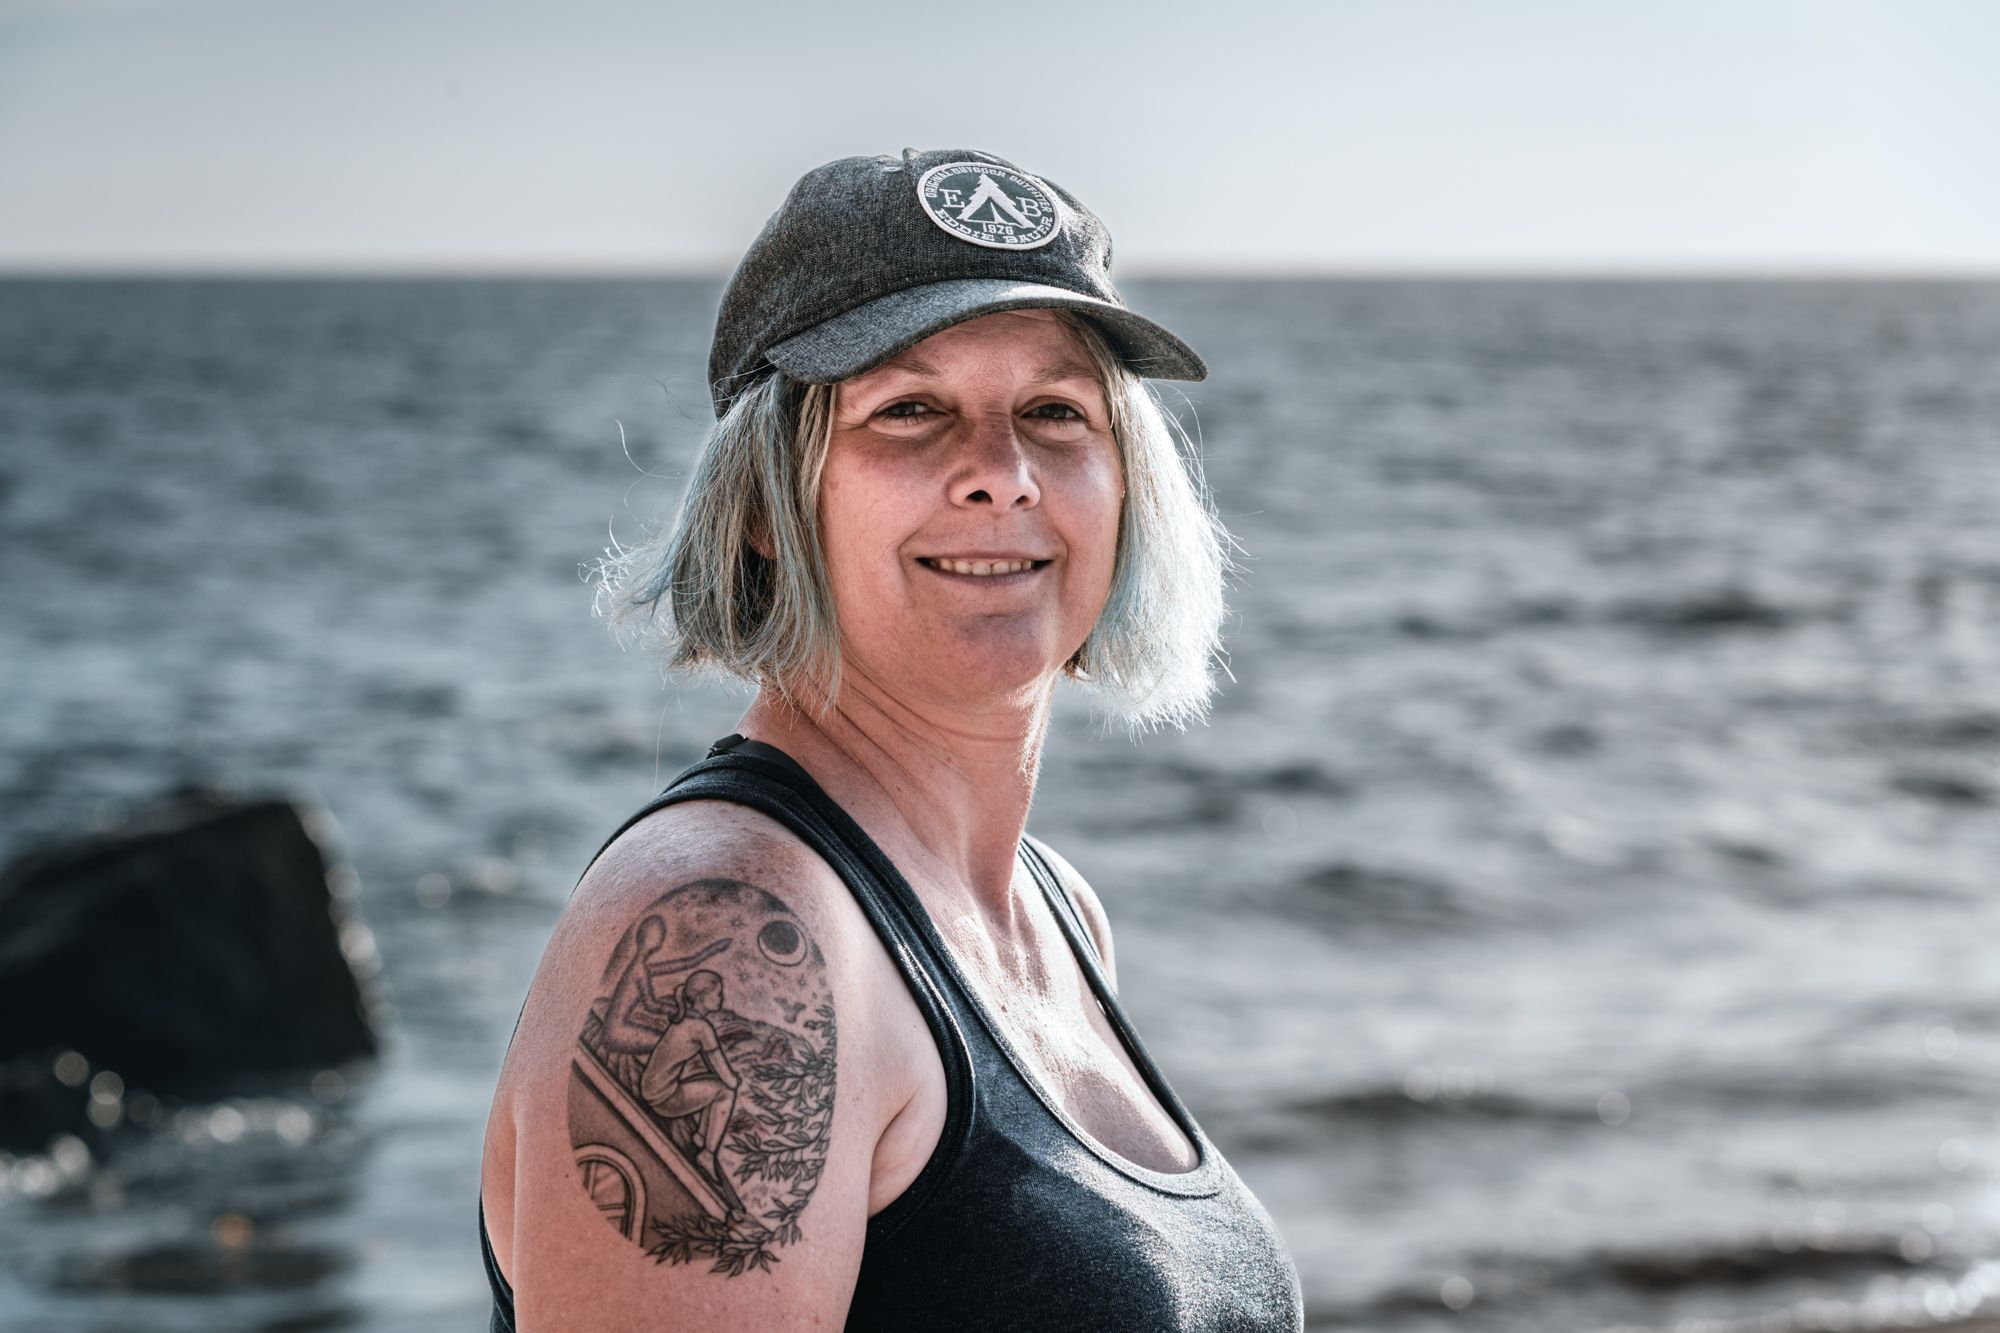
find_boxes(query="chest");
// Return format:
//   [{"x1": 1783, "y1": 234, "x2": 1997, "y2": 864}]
[
  {"x1": 843, "y1": 876, "x2": 1302, "y2": 1330},
  {"x1": 857, "y1": 869, "x2": 1198, "y2": 1217}
]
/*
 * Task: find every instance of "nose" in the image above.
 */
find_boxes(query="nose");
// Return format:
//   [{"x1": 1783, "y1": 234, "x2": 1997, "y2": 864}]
[{"x1": 950, "y1": 413, "x2": 1040, "y2": 510}]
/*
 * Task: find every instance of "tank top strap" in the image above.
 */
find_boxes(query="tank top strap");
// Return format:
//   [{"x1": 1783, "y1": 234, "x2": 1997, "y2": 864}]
[
  {"x1": 1017, "y1": 833, "x2": 1103, "y2": 970},
  {"x1": 1015, "y1": 829, "x2": 1219, "y2": 1165}
]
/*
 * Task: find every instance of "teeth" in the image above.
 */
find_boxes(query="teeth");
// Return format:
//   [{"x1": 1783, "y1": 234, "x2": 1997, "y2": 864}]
[{"x1": 928, "y1": 558, "x2": 1036, "y2": 576}]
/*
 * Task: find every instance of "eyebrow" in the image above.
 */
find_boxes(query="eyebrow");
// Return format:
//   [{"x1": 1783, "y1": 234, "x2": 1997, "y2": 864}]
[
  {"x1": 876, "y1": 350, "x2": 941, "y2": 377},
  {"x1": 1031, "y1": 360, "x2": 1101, "y2": 386},
  {"x1": 872, "y1": 351, "x2": 1100, "y2": 387}
]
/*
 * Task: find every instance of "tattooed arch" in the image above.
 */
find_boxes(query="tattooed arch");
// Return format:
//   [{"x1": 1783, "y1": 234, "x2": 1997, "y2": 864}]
[
  {"x1": 568, "y1": 878, "x2": 837, "y2": 1276},
  {"x1": 576, "y1": 1144, "x2": 647, "y2": 1241}
]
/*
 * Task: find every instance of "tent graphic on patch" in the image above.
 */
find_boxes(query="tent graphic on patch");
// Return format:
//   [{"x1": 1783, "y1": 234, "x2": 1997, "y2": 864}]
[{"x1": 955, "y1": 175, "x2": 1036, "y2": 228}]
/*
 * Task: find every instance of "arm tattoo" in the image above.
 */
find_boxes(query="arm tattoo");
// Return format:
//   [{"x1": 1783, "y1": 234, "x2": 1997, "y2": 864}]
[{"x1": 568, "y1": 878, "x2": 836, "y2": 1276}]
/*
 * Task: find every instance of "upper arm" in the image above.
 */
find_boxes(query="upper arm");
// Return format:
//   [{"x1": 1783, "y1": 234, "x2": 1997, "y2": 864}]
[
  {"x1": 485, "y1": 802, "x2": 875, "y2": 1329},
  {"x1": 1034, "y1": 841, "x2": 1118, "y2": 991}
]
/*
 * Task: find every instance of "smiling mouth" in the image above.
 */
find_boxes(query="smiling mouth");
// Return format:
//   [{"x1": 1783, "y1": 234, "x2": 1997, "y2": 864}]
[{"x1": 917, "y1": 558, "x2": 1052, "y2": 577}]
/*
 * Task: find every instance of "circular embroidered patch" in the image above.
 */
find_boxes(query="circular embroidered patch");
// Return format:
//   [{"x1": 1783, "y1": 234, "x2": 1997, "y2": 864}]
[{"x1": 916, "y1": 161, "x2": 1062, "y2": 250}]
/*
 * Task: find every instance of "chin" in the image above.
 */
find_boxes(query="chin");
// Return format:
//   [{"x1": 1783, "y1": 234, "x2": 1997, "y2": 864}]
[
  {"x1": 951, "y1": 657, "x2": 1059, "y2": 702},
  {"x1": 925, "y1": 636, "x2": 1070, "y2": 704}
]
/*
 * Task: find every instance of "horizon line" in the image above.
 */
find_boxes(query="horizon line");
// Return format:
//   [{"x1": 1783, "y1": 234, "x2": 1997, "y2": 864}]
[{"x1": 4, "y1": 260, "x2": 1999, "y2": 283}]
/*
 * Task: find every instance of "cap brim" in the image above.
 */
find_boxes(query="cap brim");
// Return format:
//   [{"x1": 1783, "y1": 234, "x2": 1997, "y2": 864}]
[{"x1": 764, "y1": 278, "x2": 1207, "y2": 386}]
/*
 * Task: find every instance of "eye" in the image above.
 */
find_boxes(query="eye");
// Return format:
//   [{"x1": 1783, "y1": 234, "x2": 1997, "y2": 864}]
[
  {"x1": 1026, "y1": 402, "x2": 1087, "y2": 422},
  {"x1": 877, "y1": 399, "x2": 935, "y2": 420}
]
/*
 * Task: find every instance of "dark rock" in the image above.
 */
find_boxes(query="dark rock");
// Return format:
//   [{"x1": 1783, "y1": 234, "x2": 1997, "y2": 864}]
[
  {"x1": 0, "y1": 1051, "x2": 95, "y2": 1151},
  {"x1": 0, "y1": 788, "x2": 376, "y2": 1113}
]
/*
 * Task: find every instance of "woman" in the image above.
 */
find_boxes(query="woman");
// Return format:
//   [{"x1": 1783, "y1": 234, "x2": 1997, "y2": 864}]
[
  {"x1": 634, "y1": 970, "x2": 740, "y2": 1191},
  {"x1": 480, "y1": 148, "x2": 1305, "y2": 1329}
]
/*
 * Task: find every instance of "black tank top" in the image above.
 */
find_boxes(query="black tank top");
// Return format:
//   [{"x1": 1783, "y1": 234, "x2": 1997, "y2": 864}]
[{"x1": 480, "y1": 736, "x2": 1305, "y2": 1331}]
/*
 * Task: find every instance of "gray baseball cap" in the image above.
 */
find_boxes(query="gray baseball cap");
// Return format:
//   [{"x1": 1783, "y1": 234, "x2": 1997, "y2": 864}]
[{"x1": 706, "y1": 147, "x2": 1207, "y2": 417}]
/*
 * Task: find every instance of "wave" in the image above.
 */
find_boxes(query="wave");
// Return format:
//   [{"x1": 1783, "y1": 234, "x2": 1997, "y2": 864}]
[
  {"x1": 1309, "y1": 1235, "x2": 1986, "y2": 1331},
  {"x1": 1393, "y1": 584, "x2": 1823, "y2": 643},
  {"x1": 1287, "y1": 858, "x2": 1489, "y2": 931},
  {"x1": 1271, "y1": 1056, "x2": 1992, "y2": 1138},
  {"x1": 1280, "y1": 1082, "x2": 1599, "y2": 1126},
  {"x1": 1586, "y1": 1233, "x2": 1916, "y2": 1293},
  {"x1": 1067, "y1": 755, "x2": 1359, "y2": 834}
]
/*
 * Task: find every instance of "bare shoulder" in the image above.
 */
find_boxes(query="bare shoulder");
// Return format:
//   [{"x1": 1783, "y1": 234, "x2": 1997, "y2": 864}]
[
  {"x1": 482, "y1": 798, "x2": 884, "y2": 1327},
  {"x1": 1029, "y1": 837, "x2": 1118, "y2": 990}
]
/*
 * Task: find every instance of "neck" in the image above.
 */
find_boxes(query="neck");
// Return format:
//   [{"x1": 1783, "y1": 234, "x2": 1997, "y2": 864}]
[{"x1": 737, "y1": 669, "x2": 1051, "y2": 914}]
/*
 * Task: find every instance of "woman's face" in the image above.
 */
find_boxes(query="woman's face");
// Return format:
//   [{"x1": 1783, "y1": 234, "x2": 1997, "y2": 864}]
[{"x1": 819, "y1": 310, "x2": 1122, "y2": 714}]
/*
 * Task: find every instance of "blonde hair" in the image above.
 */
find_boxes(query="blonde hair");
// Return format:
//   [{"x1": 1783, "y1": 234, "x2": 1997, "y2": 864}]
[{"x1": 591, "y1": 311, "x2": 1234, "y2": 731}]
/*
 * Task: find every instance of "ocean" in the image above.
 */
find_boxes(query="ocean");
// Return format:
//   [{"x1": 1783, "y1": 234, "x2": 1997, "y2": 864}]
[{"x1": 1, "y1": 276, "x2": 1996, "y2": 1330}]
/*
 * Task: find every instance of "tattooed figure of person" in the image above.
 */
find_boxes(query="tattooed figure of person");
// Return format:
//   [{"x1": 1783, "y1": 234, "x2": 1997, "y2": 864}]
[
  {"x1": 636, "y1": 970, "x2": 738, "y2": 1185},
  {"x1": 594, "y1": 915, "x2": 669, "y2": 1087}
]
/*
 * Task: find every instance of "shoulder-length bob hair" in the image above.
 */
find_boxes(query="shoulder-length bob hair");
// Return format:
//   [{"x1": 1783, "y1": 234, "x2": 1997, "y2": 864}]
[{"x1": 591, "y1": 311, "x2": 1233, "y2": 731}]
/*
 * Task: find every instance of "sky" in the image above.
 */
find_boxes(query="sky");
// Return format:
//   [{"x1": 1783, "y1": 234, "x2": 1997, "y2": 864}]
[{"x1": 1, "y1": 0, "x2": 1996, "y2": 275}]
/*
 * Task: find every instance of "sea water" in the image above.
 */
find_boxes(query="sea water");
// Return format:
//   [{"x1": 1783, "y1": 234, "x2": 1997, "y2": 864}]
[{"x1": 1, "y1": 277, "x2": 1996, "y2": 1331}]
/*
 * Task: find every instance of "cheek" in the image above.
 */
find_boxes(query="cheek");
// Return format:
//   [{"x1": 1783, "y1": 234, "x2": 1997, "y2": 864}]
[
  {"x1": 817, "y1": 451, "x2": 912, "y2": 588},
  {"x1": 1062, "y1": 447, "x2": 1126, "y2": 580}
]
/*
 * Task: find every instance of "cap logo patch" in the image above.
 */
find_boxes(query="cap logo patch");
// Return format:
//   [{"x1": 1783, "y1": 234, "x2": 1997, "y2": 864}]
[{"x1": 916, "y1": 162, "x2": 1061, "y2": 251}]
